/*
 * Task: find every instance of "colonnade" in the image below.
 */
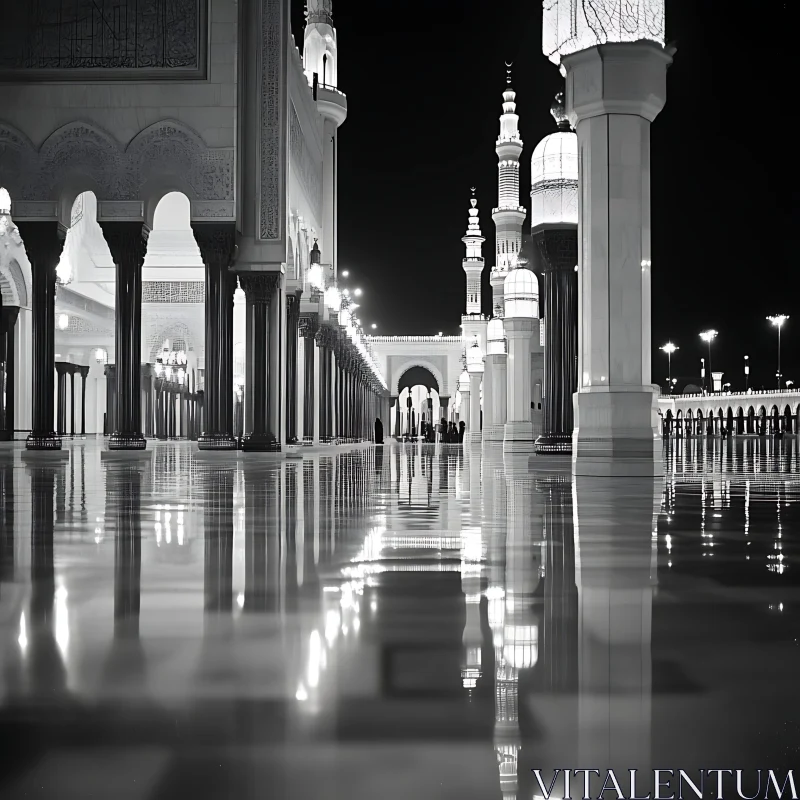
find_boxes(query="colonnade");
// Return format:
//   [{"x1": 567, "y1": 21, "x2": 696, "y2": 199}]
[{"x1": 54, "y1": 362, "x2": 89, "y2": 437}]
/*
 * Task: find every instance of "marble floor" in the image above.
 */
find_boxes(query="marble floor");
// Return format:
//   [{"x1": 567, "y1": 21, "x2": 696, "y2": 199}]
[{"x1": 0, "y1": 437, "x2": 798, "y2": 799}]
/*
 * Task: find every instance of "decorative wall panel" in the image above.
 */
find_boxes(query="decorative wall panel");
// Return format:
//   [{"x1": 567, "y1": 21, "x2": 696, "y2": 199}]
[{"x1": 0, "y1": 0, "x2": 207, "y2": 80}]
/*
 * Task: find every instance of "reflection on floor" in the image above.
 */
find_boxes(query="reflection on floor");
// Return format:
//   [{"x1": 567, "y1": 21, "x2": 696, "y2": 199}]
[{"x1": 0, "y1": 438, "x2": 799, "y2": 799}]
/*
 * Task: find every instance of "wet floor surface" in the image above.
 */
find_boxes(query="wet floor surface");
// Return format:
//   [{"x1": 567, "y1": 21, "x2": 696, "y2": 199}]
[{"x1": 0, "y1": 438, "x2": 799, "y2": 799}]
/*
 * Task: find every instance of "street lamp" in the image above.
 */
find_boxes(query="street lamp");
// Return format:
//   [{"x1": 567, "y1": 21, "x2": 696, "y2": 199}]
[
  {"x1": 341, "y1": 270, "x2": 350, "y2": 278},
  {"x1": 371, "y1": 323, "x2": 377, "y2": 330},
  {"x1": 744, "y1": 355, "x2": 750, "y2": 392},
  {"x1": 767, "y1": 315, "x2": 789, "y2": 390},
  {"x1": 660, "y1": 342, "x2": 678, "y2": 391},
  {"x1": 354, "y1": 287, "x2": 363, "y2": 297},
  {"x1": 699, "y1": 330, "x2": 717, "y2": 392}
]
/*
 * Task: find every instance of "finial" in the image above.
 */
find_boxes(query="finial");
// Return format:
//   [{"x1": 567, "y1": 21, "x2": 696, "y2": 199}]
[
  {"x1": 505, "y1": 60, "x2": 512, "y2": 86},
  {"x1": 470, "y1": 186, "x2": 476, "y2": 195},
  {"x1": 550, "y1": 90, "x2": 570, "y2": 131}
]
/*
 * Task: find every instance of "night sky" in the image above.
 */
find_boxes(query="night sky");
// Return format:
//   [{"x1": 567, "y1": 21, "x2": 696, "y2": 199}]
[{"x1": 292, "y1": 1, "x2": 799, "y2": 392}]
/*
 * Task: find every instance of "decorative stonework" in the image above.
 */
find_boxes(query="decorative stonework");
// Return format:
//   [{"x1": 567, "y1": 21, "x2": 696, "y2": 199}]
[
  {"x1": 289, "y1": 103, "x2": 323, "y2": 225},
  {"x1": 191, "y1": 201, "x2": 236, "y2": 220},
  {"x1": 239, "y1": 272, "x2": 280, "y2": 304},
  {"x1": 0, "y1": 121, "x2": 233, "y2": 205},
  {"x1": 259, "y1": 0, "x2": 283, "y2": 240},
  {"x1": 142, "y1": 281, "x2": 205, "y2": 304},
  {"x1": 0, "y1": 0, "x2": 205, "y2": 79},
  {"x1": 192, "y1": 223, "x2": 236, "y2": 272},
  {"x1": 299, "y1": 316, "x2": 318, "y2": 339},
  {"x1": 62, "y1": 315, "x2": 112, "y2": 335},
  {"x1": 97, "y1": 201, "x2": 145, "y2": 221}
]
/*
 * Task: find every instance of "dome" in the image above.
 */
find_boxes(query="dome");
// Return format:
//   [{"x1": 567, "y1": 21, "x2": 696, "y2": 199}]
[
  {"x1": 530, "y1": 131, "x2": 577, "y2": 185},
  {"x1": 458, "y1": 369, "x2": 470, "y2": 392},
  {"x1": 466, "y1": 341, "x2": 484, "y2": 373},
  {"x1": 504, "y1": 268, "x2": 539, "y2": 319}
]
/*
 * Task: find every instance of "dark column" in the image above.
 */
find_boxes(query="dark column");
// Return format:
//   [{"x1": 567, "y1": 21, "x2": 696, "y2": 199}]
[
  {"x1": 240, "y1": 273, "x2": 280, "y2": 451},
  {"x1": 0, "y1": 306, "x2": 19, "y2": 440},
  {"x1": 533, "y1": 227, "x2": 578, "y2": 454},
  {"x1": 55, "y1": 362, "x2": 68, "y2": 436},
  {"x1": 78, "y1": 365, "x2": 89, "y2": 436},
  {"x1": 393, "y1": 395, "x2": 400, "y2": 437},
  {"x1": 203, "y1": 466, "x2": 234, "y2": 611},
  {"x1": 69, "y1": 367, "x2": 75, "y2": 435},
  {"x1": 285, "y1": 290, "x2": 302, "y2": 443},
  {"x1": 315, "y1": 329, "x2": 328, "y2": 440},
  {"x1": 100, "y1": 222, "x2": 146, "y2": 450},
  {"x1": 17, "y1": 222, "x2": 63, "y2": 450},
  {"x1": 300, "y1": 317, "x2": 317, "y2": 440},
  {"x1": 104, "y1": 364, "x2": 117, "y2": 435},
  {"x1": 194, "y1": 224, "x2": 237, "y2": 450}
]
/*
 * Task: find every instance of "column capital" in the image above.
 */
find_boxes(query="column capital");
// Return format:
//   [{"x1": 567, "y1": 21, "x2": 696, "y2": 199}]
[
  {"x1": 99, "y1": 221, "x2": 147, "y2": 269},
  {"x1": 315, "y1": 325, "x2": 337, "y2": 350},
  {"x1": 55, "y1": 362, "x2": 70, "y2": 376},
  {"x1": 533, "y1": 227, "x2": 579, "y2": 274},
  {"x1": 192, "y1": 222, "x2": 236, "y2": 273},
  {"x1": 77, "y1": 365, "x2": 90, "y2": 379},
  {"x1": 239, "y1": 272, "x2": 280, "y2": 304},
  {"x1": 16, "y1": 221, "x2": 66, "y2": 268}
]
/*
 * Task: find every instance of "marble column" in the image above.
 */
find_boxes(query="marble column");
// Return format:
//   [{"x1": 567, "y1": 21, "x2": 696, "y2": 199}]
[
  {"x1": 285, "y1": 290, "x2": 302, "y2": 443},
  {"x1": 0, "y1": 306, "x2": 19, "y2": 440},
  {"x1": 17, "y1": 222, "x2": 63, "y2": 450},
  {"x1": 240, "y1": 273, "x2": 280, "y2": 451},
  {"x1": 268, "y1": 284, "x2": 282, "y2": 444},
  {"x1": 563, "y1": 42, "x2": 672, "y2": 477},
  {"x1": 78, "y1": 365, "x2": 89, "y2": 436},
  {"x1": 300, "y1": 317, "x2": 317, "y2": 441},
  {"x1": 504, "y1": 317, "x2": 536, "y2": 453},
  {"x1": 194, "y1": 223, "x2": 237, "y2": 450},
  {"x1": 483, "y1": 351, "x2": 507, "y2": 445},
  {"x1": 468, "y1": 371, "x2": 483, "y2": 445},
  {"x1": 535, "y1": 228, "x2": 578, "y2": 454},
  {"x1": 100, "y1": 222, "x2": 147, "y2": 450},
  {"x1": 55, "y1": 363, "x2": 68, "y2": 436},
  {"x1": 460, "y1": 388, "x2": 470, "y2": 432},
  {"x1": 203, "y1": 465, "x2": 235, "y2": 612},
  {"x1": 438, "y1": 396, "x2": 450, "y2": 432},
  {"x1": 390, "y1": 395, "x2": 399, "y2": 438}
]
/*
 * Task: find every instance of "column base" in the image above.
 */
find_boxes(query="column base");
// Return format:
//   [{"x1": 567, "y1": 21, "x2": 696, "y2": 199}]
[
  {"x1": 503, "y1": 421, "x2": 535, "y2": 454},
  {"x1": 198, "y1": 432, "x2": 238, "y2": 451},
  {"x1": 573, "y1": 390, "x2": 663, "y2": 478},
  {"x1": 535, "y1": 433, "x2": 573, "y2": 454},
  {"x1": 0, "y1": 430, "x2": 13, "y2": 441},
  {"x1": 241, "y1": 432, "x2": 281, "y2": 452},
  {"x1": 26, "y1": 431, "x2": 62, "y2": 450},
  {"x1": 482, "y1": 424, "x2": 505, "y2": 445},
  {"x1": 108, "y1": 432, "x2": 147, "y2": 450}
]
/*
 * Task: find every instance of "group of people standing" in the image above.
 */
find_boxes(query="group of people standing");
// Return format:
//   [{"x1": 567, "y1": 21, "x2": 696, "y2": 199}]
[{"x1": 375, "y1": 417, "x2": 467, "y2": 444}]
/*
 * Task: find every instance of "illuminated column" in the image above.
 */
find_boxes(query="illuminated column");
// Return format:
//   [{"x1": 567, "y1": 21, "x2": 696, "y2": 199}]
[
  {"x1": 466, "y1": 341, "x2": 484, "y2": 445},
  {"x1": 285, "y1": 291, "x2": 302, "y2": 443},
  {"x1": 503, "y1": 268, "x2": 539, "y2": 454},
  {"x1": 490, "y1": 70, "x2": 526, "y2": 314},
  {"x1": 483, "y1": 318, "x2": 507, "y2": 445},
  {"x1": 300, "y1": 317, "x2": 317, "y2": 441},
  {"x1": 457, "y1": 370, "x2": 470, "y2": 434},
  {"x1": 543, "y1": 3, "x2": 672, "y2": 476}
]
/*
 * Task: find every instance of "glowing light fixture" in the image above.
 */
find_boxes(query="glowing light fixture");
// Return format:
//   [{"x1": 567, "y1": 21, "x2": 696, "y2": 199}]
[
  {"x1": 466, "y1": 340, "x2": 484, "y2": 373},
  {"x1": 699, "y1": 330, "x2": 717, "y2": 392},
  {"x1": 371, "y1": 323, "x2": 377, "y2": 330},
  {"x1": 659, "y1": 342, "x2": 678, "y2": 390},
  {"x1": 767, "y1": 315, "x2": 789, "y2": 390},
  {"x1": 354, "y1": 287, "x2": 362, "y2": 297},
  {"x1": 57, "y1": 313, "x2": 69, "y2": 330},
  {"x1": 341, "y1": 270, "x2": 349, "y2": 277},
  {"x1": 308, "y1": 263, "x2": 324, "y2": 291}
]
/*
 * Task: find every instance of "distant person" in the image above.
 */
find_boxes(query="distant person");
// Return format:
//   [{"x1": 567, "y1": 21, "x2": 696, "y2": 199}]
[
  {"x1": 458, "y1": 420, "x2": 466, "y2": 443},
  {"x1": 374, "y1": 417, "x2": 383, "y2": 445},
  {"x1": 449, "y1": 421, "x2": 457, "y2": 442},
  {"x1": 438, "y1": 418, "x2": 447, "y2": 443}
]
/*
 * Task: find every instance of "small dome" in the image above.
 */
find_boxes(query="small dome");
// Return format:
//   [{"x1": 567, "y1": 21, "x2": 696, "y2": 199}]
[
  {"x1": 466, "y1": 341, "x2": 484, "y2": 372},
  {"x1": 487, "y1": 317, "x2": 505, "y2": 342},
  {"x1": 504, "y1": 267, "x2": 538, "y2": 299},
  {"x1": 531, "y1": 131, "x2": 577, "y2": 185}
]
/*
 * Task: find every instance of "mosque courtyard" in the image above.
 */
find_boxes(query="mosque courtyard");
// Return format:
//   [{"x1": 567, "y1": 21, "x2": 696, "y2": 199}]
[{"x1": 0, "y1": 438, "x2": 797, "y2": 798}]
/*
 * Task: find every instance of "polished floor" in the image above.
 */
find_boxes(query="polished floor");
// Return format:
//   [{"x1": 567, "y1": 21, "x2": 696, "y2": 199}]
[{"x1": 0, "y1": 437, "x2": 799, "y2": 799}]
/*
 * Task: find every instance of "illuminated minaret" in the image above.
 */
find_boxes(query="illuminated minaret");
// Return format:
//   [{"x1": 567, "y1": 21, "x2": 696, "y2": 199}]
[
  {"x1": 303, "y1": 0, "x2": 347, "y2": 275},
  {"x1": 490, "y1": 66, "x2": 526, "y2": 314},
  {"x1": 461, "y1": 191, "x2": 488, "y2": 353}
]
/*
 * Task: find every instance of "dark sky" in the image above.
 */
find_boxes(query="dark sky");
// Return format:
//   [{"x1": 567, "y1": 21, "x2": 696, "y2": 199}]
[{"x1": 292, "y1": 1, "x2": 799, "y2": 391}]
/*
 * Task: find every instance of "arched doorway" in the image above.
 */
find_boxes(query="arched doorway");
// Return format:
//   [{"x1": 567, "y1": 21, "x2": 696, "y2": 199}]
[
  {"x1": 736, "y1": 407, "x2": 744, "y2": 435},
  {"x1": 395, "y1": 365, "x2": 441, "y2": 441},
  {"x1": 784, "y1": 405, "x2": 793, "y2": 434},
  {"x1": 747, "y1": 406, "x2": 755, "y2": 435}
]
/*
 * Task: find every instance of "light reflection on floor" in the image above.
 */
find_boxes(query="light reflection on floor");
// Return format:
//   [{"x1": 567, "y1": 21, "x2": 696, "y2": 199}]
[{"x1": 0, "y1": 437, "x2": 798, "y2": 799}]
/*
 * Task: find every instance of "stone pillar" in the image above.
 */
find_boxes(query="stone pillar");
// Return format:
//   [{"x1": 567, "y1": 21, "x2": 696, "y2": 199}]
[
  {"x1": 69, "y1": 367, "x2": 76, "y2": 435},
  {"x1": 483, "y1": 353, "x2": 507, "y2": 445},
  {"x1": 285, "y1": 290, "x2": 302, "y2": 442},
  {"x1": 78, "y1": 366, "x2": 89, "y2": 436},
  {"x1": 268, "y1": 283, "x2": 282, "y2": 444},
  {"x1": 504, "y1": 317, "x2": 536, "y2": 453},
  {"x1": 563, "y1": 42, "x2": 672, "y2": 477},
  {"x1": 203, "y1": 465, "x2": 235, "y2": 612},
  {"x1": 55, "y1": 363, "x2": 68, "y2": 436},
  {"x1": 534, "y1": 228, "x2": 578, "y2": 454},
  {"x1": 460, "y1": 388, "x2": 470, "y2": 432},
  {"x1": 100, "y1": 222, "x2": 146, "y2": 450},
  {"x1": 300, "y1": 317, "x2": 317, "y2": 440},
  {"x1": 468, "y1": 371, "x2": 482, "y2": 445},
  {"x1": 390, "y1": 395, "x2": 399, "y2": 438},
  {"x1": 0, "y1": 307, "x2": 19, "y2": 440},
  {"x1": 240, "y1": 273, "x2": 280, "y2": 451},
  {"x1": 194, "y1": 223, "x2": 237, "y2": 450},
  {"x1": 17, "y1": 221, "x2": 63, "y2": 450}
]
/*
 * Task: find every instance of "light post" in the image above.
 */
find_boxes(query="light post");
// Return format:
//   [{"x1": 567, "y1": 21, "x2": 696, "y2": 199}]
[
  {"x1": 660, "y1": 342, "x2": 678, "y2": 392},
  {"x1": 699, "y1": 330, "x2": 718, "y2": 392},
  {"x1": 700, "y1": 358, "x2": 705, "y2": 394},
  {"x1": 767, "y1": 315, "x2": 789, "y2": 390},
  {"x1": 744, "y1": 355, "x2": 750, "y2": 392}
]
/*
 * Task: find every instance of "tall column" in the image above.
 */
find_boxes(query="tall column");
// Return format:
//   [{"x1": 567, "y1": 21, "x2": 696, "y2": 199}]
[
  {"x1": 17, "y1": 221, "x2": 63, "y2": 450},
  {"x1": 100, "y1": 222, "x2": 146, "y2": 450},
  {"x1": 535, "y1": 228, "x2": 578, "y2": 454},
  {"x1": 468, "y1": 371, "x2": 482, "y2": 445},
  {"x1": 504, "y1": 317, "x2": 535, "y2": 453},
  {"x1": 300, "y1": 317, "x2": 317, "y2": 440},
  {"x1": 562, "y1": 42, "x2": 672, "y2": 477},
  {"x1": 268, "y1": 284, "x2": 282, "y2": 444},
  {"x1": 438, "y1": 395, "x2": 450, "y2": 432},
  {"x1": 483, "y1": 350, "x2": 507, "y2": 445},
  {"x1": 240, "y1": 273, "x2": 280, "y2": 451},
  {"x1": 194, "y1": 223, "x2": 237, "y2": 450},
  {"x1": 285, "y1": 290, "x2": 302, "y2": 443},
  {"x1": 55, "y1": 363, "x2": 68, "y2": 436},
  {"x1": 460, "y1": 388, "x2": 470, "y2": 431},
  {"x1": 78, "y1": 366, "x2": 89, "y2": 436},
  {"x1": 0, "y1": 307, "x2": 19, "y2": 440},
  {"x1": 69, "y1": 367, "x2": 76, "y2": 435},
  {"x1": 390, "y1": 395, "x2": 399, "y2": 438}
]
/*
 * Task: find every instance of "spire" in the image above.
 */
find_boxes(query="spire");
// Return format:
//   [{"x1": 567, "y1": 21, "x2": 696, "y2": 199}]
[{"x1": 463, "y1": 189, "x2": 484, "y2": 245}]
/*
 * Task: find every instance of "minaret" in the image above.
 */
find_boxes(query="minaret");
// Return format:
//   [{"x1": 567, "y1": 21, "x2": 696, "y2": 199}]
[
  {"x1": 303, "y1": 0, "x2": 347, "y2": 277},
  {"x1": 490, "y1": 66, "x2": 527, "y2": 314},
  {"x1": 461, "y1": 191, "x2": 488, "y2": 353}
]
